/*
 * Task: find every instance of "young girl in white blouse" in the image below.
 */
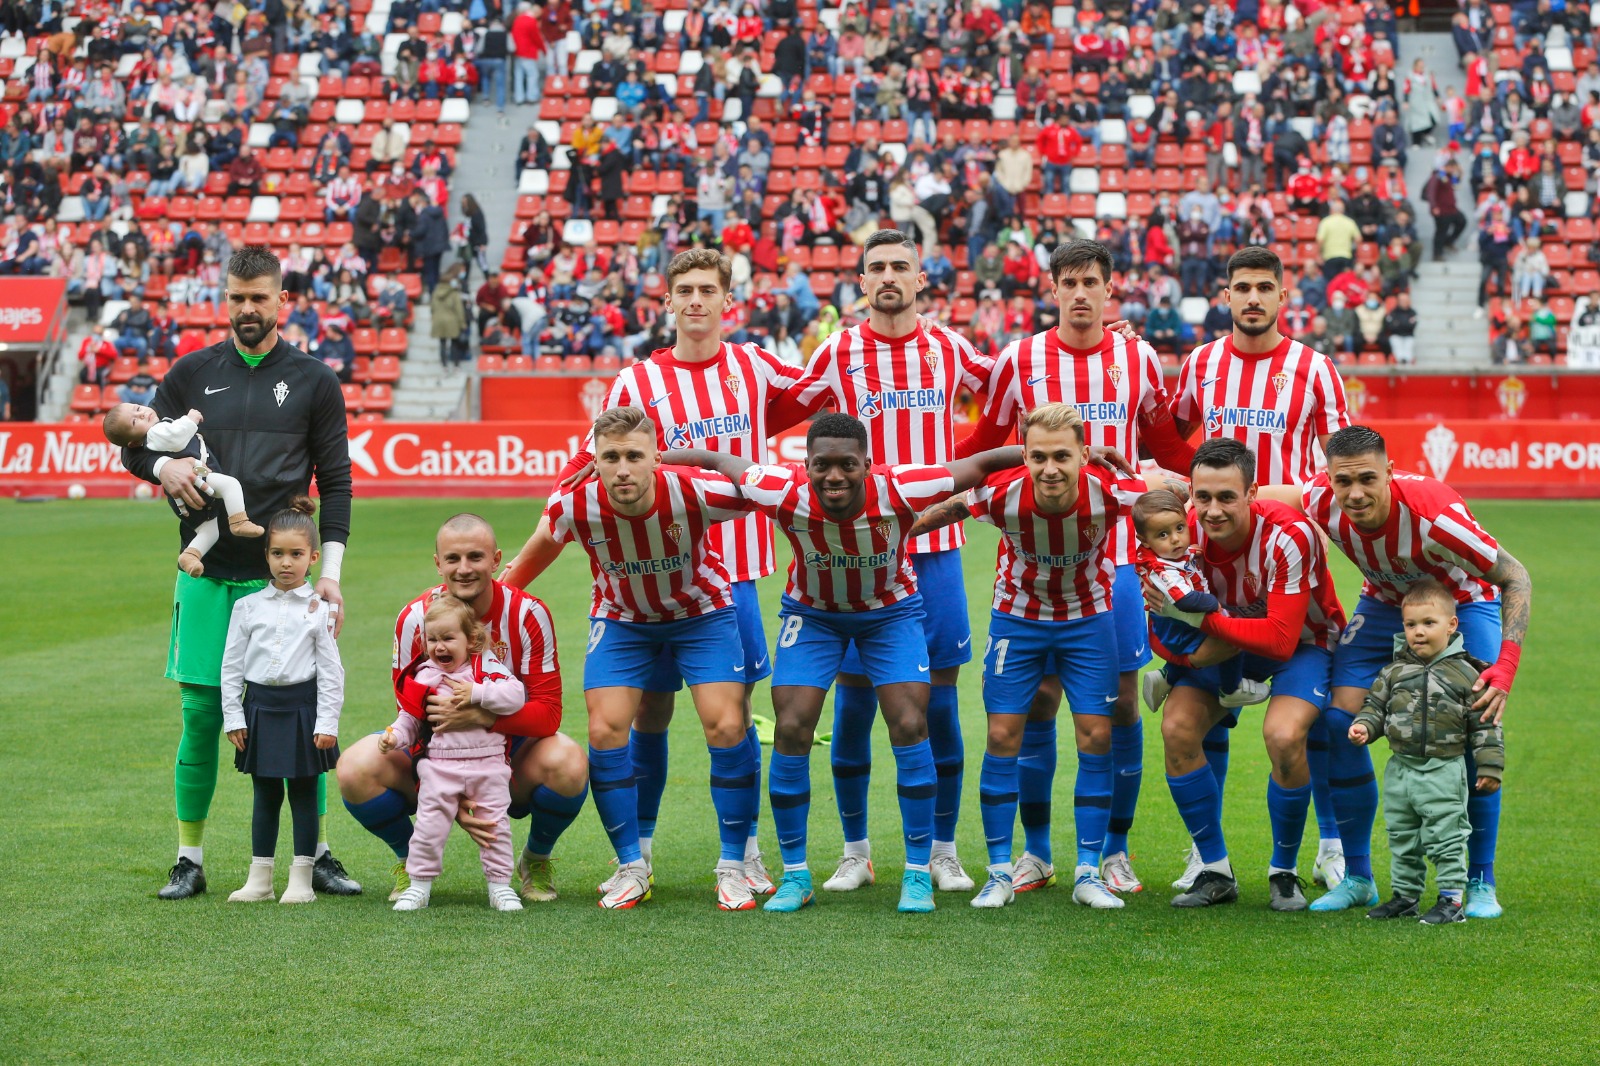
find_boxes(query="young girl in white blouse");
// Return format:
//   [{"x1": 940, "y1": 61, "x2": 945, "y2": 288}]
[{"x1": 220, "y1": 496, "x2": 343, "y2": 904}]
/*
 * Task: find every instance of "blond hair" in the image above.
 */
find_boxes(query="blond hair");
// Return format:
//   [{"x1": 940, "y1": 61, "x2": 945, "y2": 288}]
[
  {"x1": 1402, "y1": 578, "x2": 1457, "y2": 616},
  {"x1": 666, "y1": 248, "x2": 732, "y2": 291},
  {"x1": 423, "y1": 595, "x2": 488, "y2": 654},
  {"x1": 1020, "y1": 402, "x2": 1085, "y2": 443},
  {"x1": 592, "y1": 405, "x2": 656, "y2": 443}
]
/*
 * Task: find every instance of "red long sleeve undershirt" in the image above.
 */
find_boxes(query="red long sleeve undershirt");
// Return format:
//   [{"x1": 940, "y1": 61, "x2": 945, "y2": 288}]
[
  {"x1": 490, "y1": 672, "x2": 564, "y2": 738},
  {"x1": 1199, "y1": 589, "x2": 1311, "y2": 662}
]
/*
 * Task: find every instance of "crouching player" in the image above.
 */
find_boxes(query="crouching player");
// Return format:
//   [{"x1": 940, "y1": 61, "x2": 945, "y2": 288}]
[
  {"x1": 668, "y1": 413, "x2": 1022, "y2": 913},
  {"x1": 503, "y1": 407, "x2": 762, "y2": 911},
  {"x1": 907, "y1": 403, "x2": 1158, "y2": 909}
]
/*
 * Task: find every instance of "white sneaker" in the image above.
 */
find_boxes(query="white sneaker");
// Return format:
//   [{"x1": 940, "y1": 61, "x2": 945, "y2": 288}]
[
  {"x1": 1172, "y1": 844, "x2": 1205, "y2": 891},
  {"x1": 598, "y1": 861, "x2": 652, "y2": 910},
  {"x1": 1219, "y1": 678, "x2": 1272, "y2": 709},
  {"x1": 488, "y1": 883, "x2": 524, "y2": 912},
  {"x1": 1011, "y1": 851, "x2": 1057, "y2": 893},
  {"x1": 823, "y1": 854, "x2": 875, "y2": 891},
  {"x1": 597, "y1": 857, "x2": 654, "y2": 896},
  {"x1": 930, "y1": 852, "x2": 975, "y2": 892},
  {"x1": 715, "y1": 863, "x2": 758, "y2": 911},
  {"x1": 1313, "y1": 840, "x2": 1347, "y2": 890},
  {"x1": 392, "y1": 884, "x2": 431, "y2": 911},
  {"x1": 744, "y1": 852, "x2": 776, "y2": 896},
  {"x1": 1142, "y1": 669, "x2": 1172, "y2": 713},
  {"x1": 970, "y1": 870, "x2": 1015, "y2": 908},
  {"x1": 1072, "y1": 867, "x2": 1126, "y2": 909},
  {"x1": 1101, "y1": 851, "x2": 1144, "y2": 894}
]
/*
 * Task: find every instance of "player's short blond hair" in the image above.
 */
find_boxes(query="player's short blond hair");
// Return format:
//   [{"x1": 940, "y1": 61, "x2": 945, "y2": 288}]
[
  {"x1": 666, "y1": 248, "x2": 731, "y2": 291},
  {"x1": 592, "y1": 406, "x2": 657, "y2": 444},
  {"x1": 1021, "y1": 402, "x2": 1085, "y2": 444},
  {"x1": 423, "y1": 595, "x2": 488, "y2": 654}
]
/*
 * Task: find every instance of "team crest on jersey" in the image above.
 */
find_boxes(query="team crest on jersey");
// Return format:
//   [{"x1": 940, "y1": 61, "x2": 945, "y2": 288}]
[
  {"x1": 1106, "y1": 364, "x2": 1123, "y2": 387},
  {"x1": 923, "y1": 349, "x2": 941, "y2": 371},
  {"x1": 1271, "y1": 371, "x2": 1289, "y2": 393},
  {"x1": 742, "y1": 466, "x2": 763, "y2": 486},
  {"x1": 273, "y1": 380, "x2": 290, "y2": 406},
  {"x1": 664, "y1": 522, "x2": 684, "y2": 544},
  {"x1": 492, "y1": 640, "x2": 509, "y2": 662},
  {"x1": 1082, "y1": 522, "x2": 1100, "y2": 544},
  {"x1": 725, "y1": 373, "x2": 741, "y2": 395},
  {"x1": 875, "y1": 518, "x2": 893, "y2": 539},
  {"x1": 1243, "y1": 570, "x2": 1261, "y2": 600}
]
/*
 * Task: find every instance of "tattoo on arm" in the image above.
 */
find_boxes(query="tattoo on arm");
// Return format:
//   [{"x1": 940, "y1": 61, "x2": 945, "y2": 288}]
[
  {"x1": 1486, "y1": 549, "x2": 1532, "y2": 646},
  {"x1": 909, "y1": 497, "x2": 972, "y2": 539}
]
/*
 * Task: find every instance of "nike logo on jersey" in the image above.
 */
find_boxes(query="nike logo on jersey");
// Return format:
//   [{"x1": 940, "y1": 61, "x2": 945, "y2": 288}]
[
  {"x1": 648, "y1": 396, "x2": 669, "y2": 407},
  {"x1": 1200, "y1": 376, "x2": 1221, "y2": 387},
  {"x1": 204, "y1": 385, "x2": 230, "y2": 395},
  {"x1": 1104, "y1": 694, "x2": 1119, "y2": 703},
  {"x1": 957, "y1": 636, "x2": 972, "y2": 649},
  {"x1": 917, "y1": 664, "x2": 929, "y2": 672},
  {"x1": 1026, "y1": 375, "x2": 1048, "y2": 386},
  {"x1": 733, "y1": 665, "x2": 745, "y2": 673},
  {"x1": 754, "y1": 657, "x2": 768, "y2": 670},
  {"x1": 846, "y1": 364, "x2": 868, "y2": 375},
  {"x1": 787, "y1": 525, "x2": 809, "y2": 534},
  {"x1": 586, "y1": 537, "x2": 611, "y2": 546},
  {"x1": 1314, "y1": 687, "x2": 1327, "y2": 698}
]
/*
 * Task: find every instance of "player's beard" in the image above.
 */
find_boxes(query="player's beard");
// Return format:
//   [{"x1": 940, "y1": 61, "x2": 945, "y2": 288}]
[
  {"x1": 1234, "y1": 311, "x2": 1274, "y2": 338},
  {"x1": 232, "y1": 314, "x2": 272, "y2": 349},
  {"x1": 870, "y1": 287, "x2": 907, "y2": 313}
]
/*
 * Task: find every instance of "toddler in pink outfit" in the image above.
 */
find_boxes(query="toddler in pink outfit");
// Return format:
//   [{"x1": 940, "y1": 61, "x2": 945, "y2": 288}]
[{"x1": 382, "y1": 596, "x2": 526, "y2": 912}]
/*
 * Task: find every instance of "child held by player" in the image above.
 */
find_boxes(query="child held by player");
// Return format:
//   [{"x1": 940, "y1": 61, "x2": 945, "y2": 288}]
[
  {"x1": 220, "y1": 497, "x2": 342, "y2": 904},
  {"x1": 101, "y1": 403, "x2": 262, "y2": 575},
  {"x1": 381, "y1": 595, "x2": 528, "y2": 913},
  {"x1": 1349, "y1": 579, "x2": 1504, "y2": 924},
  {"x1": 1131, "y1": 490, "x2": 1268, "y2": 711}
]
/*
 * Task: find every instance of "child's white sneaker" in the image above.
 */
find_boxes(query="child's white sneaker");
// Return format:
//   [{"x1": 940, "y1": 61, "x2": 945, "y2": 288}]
[
  {"x1": 279, "y1": 857, "x2": 316, "y2": 903},
  {"x1": 393, "y1": 880, "x2": 433, "y2": 911},
  {"x1": 228, "y1": 859, "x2": 275, "y2": 902},
  {"x1": 1219, "y1": 678, "x2": 1272, "y2": 709},
  {"x1": 488, "y1": 882, "x2": 524, "y2": 911}
]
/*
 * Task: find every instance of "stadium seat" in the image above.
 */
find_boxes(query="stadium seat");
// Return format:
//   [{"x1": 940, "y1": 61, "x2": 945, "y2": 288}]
[
  {"x1": 363, "y1": 384, "x2": 394, "y2": 413},
  {"x1": 340, "y1": 384, "x2": 364, "y2": 412},
  {"x1": 70, "y1": 384, "x2": 101, "y2": 414},
  {"x1": 369, "y1": 356, "x2": 402, "y2": 384}
]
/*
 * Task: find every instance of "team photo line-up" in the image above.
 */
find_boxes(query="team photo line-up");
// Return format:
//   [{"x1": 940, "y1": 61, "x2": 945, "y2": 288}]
[{"x1": 120, "y1": 233, "x2": 1529, "y2": 922}]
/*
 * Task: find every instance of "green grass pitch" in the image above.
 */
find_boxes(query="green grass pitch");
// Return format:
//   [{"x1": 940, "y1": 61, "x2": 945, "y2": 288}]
[{"x1": 2, "y1": 497, "x2": 1597, "y2": 1064}]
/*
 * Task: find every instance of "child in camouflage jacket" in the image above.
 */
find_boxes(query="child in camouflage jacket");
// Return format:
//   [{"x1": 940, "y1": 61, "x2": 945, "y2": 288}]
[{"x1": 1349, "y1": 579, "x2": 1505, "y2": 925}]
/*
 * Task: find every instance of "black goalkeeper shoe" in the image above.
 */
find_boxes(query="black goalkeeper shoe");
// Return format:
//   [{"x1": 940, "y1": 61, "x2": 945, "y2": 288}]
[
  {"x1": 1419, "y1": 897, "x2": 1466, "y2": 925},
  {"x1": 1171, "y1": 869, "x2": 1240, "y2": 908},
  {"x1": 1267, "y1": 871, "x2": 1309, "y2": 911},
  {"x1": 313, "y1": 851, "x2": 363, "y2": 895},
  {"x1": 1367, "y1": 894, "x2": 1421, "y2": 920},
  {"x1": 158, "y1": 857, "x2": 207, "y2": 900}
]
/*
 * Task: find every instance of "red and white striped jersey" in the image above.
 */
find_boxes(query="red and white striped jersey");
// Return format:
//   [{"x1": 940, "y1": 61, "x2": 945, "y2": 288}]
[
  {"x1": 392, "y1": 581, "x2": 559, "y2": 691},
  {"x1": 1173, "y1": 337, "x2": 1349, "y2": 486},
  {"x1": 739, "y1": 462, "x2": 955, "y2": 612},
  {"x1": 544, "y1": 467, "x2": 753, "y2": 623},
  {"x1": 793, "y1": 321, "x2": 994, "y2": 553},
  {"x1": 1303, "y1": 470, "x2": 1500, "y2": 607},
  {"x1": 980, "y1": 327, "x2": 1169, "y2": 565},
  {"x1": 1193, "y1": 499, "x2": 1345, "y2": 651},
  {"x1": 587, "y1": 343, "x2": 802, "y2": 582},
  {"x1": 1137, "y1": 545, "x2": 1208, "y2": 603},
  {"x1": 965, "y1": 464, "x2": 1147, "y2": 621}
]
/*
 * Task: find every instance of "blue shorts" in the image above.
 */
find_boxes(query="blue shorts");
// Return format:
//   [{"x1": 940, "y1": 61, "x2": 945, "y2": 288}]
[
  {"x1": 1332, "y1": 595, "x2": 1502, "y2": 690},
  {"x1": 643, "y1": 580, "x2": 771, "y2": 691},
  {"x1": 773, "y1": 594, "x2": 931, "y2": 689},
  {"x1": 839, "y1": 549, "x2": 972, "y2": 675},
  {"x1": 1171, "y1": 643, "x2": 1333, "y2": 710},
  {"x1": 1149, "y1": 614, "x2": 1206, "y2": 659},
  {"x1": 1111, "y1": 563, "x2": 1154, "y2": 674},
  {"x1": 982, "y1": 610, "x2": 1120, "y2": 717},
  {"x1": 582, "y1": 607, "x2": 748, "y2": 691}
]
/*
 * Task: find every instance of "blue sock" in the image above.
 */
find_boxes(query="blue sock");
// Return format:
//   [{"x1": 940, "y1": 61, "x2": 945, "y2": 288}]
[
  {"x1": 1468, "y1": 790, "x2": 1500, "y2": 885},
  {"x1": 893, "y1": 740, "x2": 936, "y2": 867},
  {"x1": 768, "y1": 752, "x2": 811, "y2": 869},
  {"x1": 927, "y1": 685, "x2": 964, "y2": 842},
  {"x1": 1324, "y1": 707, "x2": 1378, "y2": 880},
  {"x1": 1168, "y1": 766, "x2": 1227, "y2": 863},
  {"x1": 745, "y1": 724, "x2": 762, "y2": 839},
  {"x1": 525, "y1": 783, "x2": 588, "y2": 857},
  {"x1": 830, "y1": 685, "x2": 876, "y2": 844},
  {"x1": 708, "y1": 742, "x2": 757, "y2": 862},
  {"x1": 1106, "y1": 720, "x2": 1142, "y2": 856},
  {"x1": 589, "y1": 745, "x2": 642, "y2": 865},
  {"x1": 343, "y1": 788, "x2": 412, "y2": 860},
  {"x1": 1306, "y1": 714, "x2": 1341, "y2": 841},
  {"x1": 1202, "y1": 723, "x2": 1231, "y2": 822},
  {"x1": 1267, "y1": 776, "x2": 1313, "y2": 870},
  {"x1": 1018, "y1": 719, "x2": 1057, "y2": 864},
  {"x1": 1074, "y1": 750, "x2": 1114, "y2": 868},
  {"x1": 629, "y1": 728, "x2": 669, "y2": 841},
  {"x1": 978, "y1": 751, "x2": 1019, "y2": 867}
]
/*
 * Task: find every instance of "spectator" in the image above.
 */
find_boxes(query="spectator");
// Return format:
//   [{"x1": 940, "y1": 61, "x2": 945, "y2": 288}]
[
  {"x1": 317, "y1": 320, "x2": 356, "y2": 383},
  {"x1": 226, "y1": 144, "x2": 264, "y2": 198},
  {"x1": 1476, "y1": 218, "x2": 1514, "y2": 316},
  {"x1": 1316, "y1": 198, "x2": 1363, "y2": 280},
  {"x1": 1513, "y1": 237, "x2": 1550, "y2": 300},
  {"x1": 1384, "y1": 291, "x2": 1418, "y2": 364},
  {"x1": 111, "y1": 296, "x2": 155, "y2": 360},
  {"x1": 1323, "y1": 292, "x2": 1360, "y2": 355},
  {"x1": 118, "y1": 359, "x2": 159, "y2": 406},
  {"x1": 478, "y1": 15, "x2": 510, "y2": 114},
  {"x1": 78, "y1": 323, "x2": 116, "y2": 385},
  {"x1": 1355, "y1": 292, "x2": 1387, "y2": 352},
  {"x1": 1036, "y1": 116, "x2": 1082, "y2": 196},
  {"x1": 1424, "y1": 162, "x2": 1467, "y2": 260},
  {"x1": 409, "y1": 189, "x2": 450, "y2": 297},
  {"x1": 1201, "y1": 288, "x2": 1232, "y2": 343},
  {"x1": 1528, "y1": 296, "x2": 1558, "y2": 355},
  {"x1": 372, "y1": 272, "x2": 411, "y2": 327},
  {"x1": 1145, "y1": 295, "x2": 1185, "y2": 351},
  {"x1": 287, "y1": 294, "x2": 322, "y2": 345}
]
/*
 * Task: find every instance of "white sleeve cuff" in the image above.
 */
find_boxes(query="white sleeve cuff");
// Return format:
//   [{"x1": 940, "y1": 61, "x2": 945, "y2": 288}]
[
  {"x1": 152, "y1": 456, "x2": 170, "y2": 480},
  {"x1": 320, "y1": 541, "x2": 345, "y2": 584}
]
